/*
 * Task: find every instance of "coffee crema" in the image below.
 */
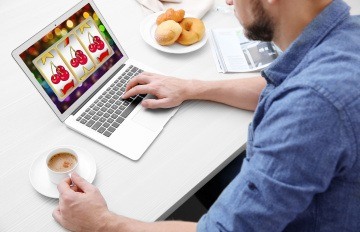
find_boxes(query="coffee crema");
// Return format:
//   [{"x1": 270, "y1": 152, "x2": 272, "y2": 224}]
[{"x1": 48, "y1": 152, "x2": 77, "y2": 172}]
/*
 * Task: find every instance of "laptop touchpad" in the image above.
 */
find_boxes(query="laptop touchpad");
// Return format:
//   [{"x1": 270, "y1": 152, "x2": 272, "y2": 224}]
[{"x1": 132, "y1": 107, "x2": 174, "y2": 132}]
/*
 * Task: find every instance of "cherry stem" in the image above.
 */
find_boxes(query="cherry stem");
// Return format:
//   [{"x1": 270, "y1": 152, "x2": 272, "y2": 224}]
[
  {"x1": 70, "y1": 46, "x2": 76, "y2": 59},
  {"x1": 50, "y1": 61, "x2": 56, "y2": 75},
  {"x1": 88, "y1": 32, "x2": 94, "y2": 44}
]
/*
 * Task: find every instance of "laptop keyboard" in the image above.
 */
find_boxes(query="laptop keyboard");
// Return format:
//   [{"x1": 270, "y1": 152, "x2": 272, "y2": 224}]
[{"x1": 76, "y1": 65, "x2": 145, "y2": 137}]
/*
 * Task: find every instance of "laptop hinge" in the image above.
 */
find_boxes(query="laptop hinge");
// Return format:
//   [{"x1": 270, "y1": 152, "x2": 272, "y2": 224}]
[{"x1": 72, "y1": 63, "x2": 126, "y2": 116}]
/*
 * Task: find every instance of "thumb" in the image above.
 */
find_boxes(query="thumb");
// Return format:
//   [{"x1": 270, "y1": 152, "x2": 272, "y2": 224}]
[
  {"x1": 142, "y1": 98, "x2": 172, "y2": 109},
  {"x1": 71, "y1": 172, "x2": 93, "y2": 192}
]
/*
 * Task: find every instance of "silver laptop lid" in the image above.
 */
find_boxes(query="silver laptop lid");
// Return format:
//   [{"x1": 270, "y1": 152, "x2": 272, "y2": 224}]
[{"x1": 12, "y1": 0, "x2": 129, "y2": 122}]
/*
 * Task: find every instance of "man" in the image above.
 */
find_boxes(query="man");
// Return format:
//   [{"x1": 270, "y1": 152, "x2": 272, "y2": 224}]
[{"x1": 53, "y1": 0, "x2": 360, "y2": 231}]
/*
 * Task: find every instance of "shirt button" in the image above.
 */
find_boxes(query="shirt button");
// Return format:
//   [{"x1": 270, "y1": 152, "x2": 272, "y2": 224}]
[{"x1": 248, "y1": 182, "x2": 257, "y2": 191}]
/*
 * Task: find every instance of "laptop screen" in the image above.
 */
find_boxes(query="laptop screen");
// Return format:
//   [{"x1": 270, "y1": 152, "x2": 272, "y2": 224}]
[{"x1": 19, "y1": 3, "x2": 123, "y2": 114}]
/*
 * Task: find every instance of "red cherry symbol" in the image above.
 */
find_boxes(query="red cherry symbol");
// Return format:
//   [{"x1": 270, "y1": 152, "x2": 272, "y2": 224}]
[
  {"x1": 56, "y1": 65, "x2": 70, "y2": 81},
  {"x1": 89, "y1": 43, "x2": 97, "y2": 53},
  {"x1": 70, "y1": 50, "x2": 88, "y2": 67},
  {"x1": 96, "y1": 40, "x2": 105, "y2": 50},
  {"x1": 56, "y1": 65, "x2": 65, "y2": 72},
  {"x1": 60, "y1": 70, "x2": 70, "y2": 81},
  {"x1": 70, "y1": 58, "x2": 79, "y2": 67},
  {"x1": 51, "y1": 73, "x2": 61, "y2": 84},
  {"x1": 93, "y1": 36, "x2": 101, "y2": 42},
  {"x1": 75, "y1": 50, "x2": 87, "y2": 65},
  {"x1": 78, "y1": 54, "x2": 88, "y2": 65},
  {"x1": 89, "y1": 36, "x2": 105, "y2": 52},
  {"x1": 93, "y1": 36, "x2": 105, "y2": 50},
  {"x1": 75, "y1": 50, "x2": 83, "y2": 56}
]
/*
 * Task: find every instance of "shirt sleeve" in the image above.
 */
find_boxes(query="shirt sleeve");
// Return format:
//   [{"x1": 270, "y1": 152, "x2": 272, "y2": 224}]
[{"x1": 197, "y1": 86, "x2": 354, "y2": 232}]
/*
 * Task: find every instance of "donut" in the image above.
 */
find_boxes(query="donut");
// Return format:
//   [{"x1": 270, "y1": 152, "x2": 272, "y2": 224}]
[
  {"x1": 155, "y1": 20, "x2": 182, "y2": 46},
  {"x1": 156, "y1": 8, "x2": 185, "y2": 25},
  {"x1": 177, "y1": 18, "x2": 205, "y2": 46}
]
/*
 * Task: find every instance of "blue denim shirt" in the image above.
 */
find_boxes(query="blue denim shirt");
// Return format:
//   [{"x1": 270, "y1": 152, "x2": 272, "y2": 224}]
[{"x1": 197, "y1": 0, "x2": 360, "y2": 231}]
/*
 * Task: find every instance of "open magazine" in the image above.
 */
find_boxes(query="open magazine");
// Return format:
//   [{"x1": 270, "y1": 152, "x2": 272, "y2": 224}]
[{"x1": 210, "y1": 28, "x2": 280, "y2": 73}]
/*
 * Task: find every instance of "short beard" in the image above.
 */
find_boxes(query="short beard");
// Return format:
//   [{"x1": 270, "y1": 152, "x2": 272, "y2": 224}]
[{"x1": 244, "y1": 1, "x2": 275, "y2": 41}]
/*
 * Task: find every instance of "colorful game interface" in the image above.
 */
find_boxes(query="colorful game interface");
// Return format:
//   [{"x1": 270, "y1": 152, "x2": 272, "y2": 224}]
[{"x1": 20, "y1": 3, "x2": 123, "y2": 113}]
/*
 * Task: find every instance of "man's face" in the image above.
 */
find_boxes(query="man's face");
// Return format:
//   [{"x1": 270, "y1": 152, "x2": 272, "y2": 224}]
[{"x1": 231, "y1": 0, "x2": 275, "y2": 41}]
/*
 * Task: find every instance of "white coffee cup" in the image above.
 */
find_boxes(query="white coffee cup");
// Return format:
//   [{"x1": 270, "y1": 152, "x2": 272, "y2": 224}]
[{"x1": 46, "y1": 147, "x2": 79, "y2": 185}]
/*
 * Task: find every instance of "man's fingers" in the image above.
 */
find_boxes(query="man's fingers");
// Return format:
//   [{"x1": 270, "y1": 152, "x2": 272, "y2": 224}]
[
  {"x1": 70, "y1": 172, "x2": 93, "y2": 192},
  {"x1": 52, "y1": 206, "x2": 63, "y2": 224},
  {"x1": 57, "y1": 178, "x2": 72, "y2": 195},
  {"x1": 125, "y1": 74, "x2": 150, "y2": 92},
  {"x1": 122, "y1": 85, "x2": 155, "y2": 99},
  {"x1": 70, "y1": 185, "x2": 83, "y2": 192},
  {"x1": 140, "y1": 71, "x2": 155, "y2": 76}
]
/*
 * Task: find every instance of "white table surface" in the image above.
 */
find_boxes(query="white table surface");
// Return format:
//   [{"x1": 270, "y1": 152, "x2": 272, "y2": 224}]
[{"x1": 0, "y1": 0, "x2": 358, "y2": 231}]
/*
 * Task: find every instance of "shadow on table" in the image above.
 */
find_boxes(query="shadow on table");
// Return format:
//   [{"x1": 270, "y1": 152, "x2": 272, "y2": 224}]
[{"x1": 166, "y1": 151, "x2": 246, "y2": 222}]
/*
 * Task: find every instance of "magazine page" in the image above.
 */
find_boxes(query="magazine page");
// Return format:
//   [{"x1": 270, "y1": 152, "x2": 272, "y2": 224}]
[{"x1": 210, "y1": 28, "x2": 279, "y2": 73}]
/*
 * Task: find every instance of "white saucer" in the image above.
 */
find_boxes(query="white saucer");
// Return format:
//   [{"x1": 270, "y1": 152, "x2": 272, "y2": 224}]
[
  {"x1": 29, "y1": 146, "x2": 97, "y2": 198},
  {"x1": 140, "y1": 11, "x2": 208, "y2": 54}
]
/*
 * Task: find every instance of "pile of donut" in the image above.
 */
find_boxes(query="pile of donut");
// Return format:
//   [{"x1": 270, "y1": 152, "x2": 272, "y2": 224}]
[{"x1": 154, "y1": 8, "x2": 205, "y2": 46}]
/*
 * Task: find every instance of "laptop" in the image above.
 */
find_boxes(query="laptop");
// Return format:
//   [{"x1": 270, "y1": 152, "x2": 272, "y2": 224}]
[{"x1": 12, "y1": 0, "x2": 178, "y2": 160}]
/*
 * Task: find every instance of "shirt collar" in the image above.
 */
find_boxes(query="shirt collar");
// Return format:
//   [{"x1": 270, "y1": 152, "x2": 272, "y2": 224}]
[{"x1": 262, "y1": 0, "x2": 350, "y2": 86}]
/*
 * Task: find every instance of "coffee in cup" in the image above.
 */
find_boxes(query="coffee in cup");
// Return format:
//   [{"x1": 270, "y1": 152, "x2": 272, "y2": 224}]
[
  {"x1": 46, "y1": 147, "x2": 79, "y2": 185},
  {"x1": 48, "y1": 152, "x2": 77, "y2": 172}
]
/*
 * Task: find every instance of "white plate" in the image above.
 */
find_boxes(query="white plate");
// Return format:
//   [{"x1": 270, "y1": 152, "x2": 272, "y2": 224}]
[
  {"x1": 29, "y1": 146, "x2": 97, "y2": 198},
  {"x1": 140, "y1": 11, "x2": 208, "y2": 54}
]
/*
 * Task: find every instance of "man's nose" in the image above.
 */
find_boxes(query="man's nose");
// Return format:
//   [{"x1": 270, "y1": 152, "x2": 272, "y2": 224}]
[{"x1": 226, "y1": 0, "x2": 234, "y2": 5}]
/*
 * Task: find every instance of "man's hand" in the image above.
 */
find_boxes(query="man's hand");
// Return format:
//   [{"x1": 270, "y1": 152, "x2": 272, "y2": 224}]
[
  {"x1": 53, "y1": 173, "x2": 198, "y2": 232},
  {"x1": 122, "y1": 72, "x2": 264, "y2": 111},
  {"x1": 53, "y1": 173, "x2": 113, "y2": 231},
  {"x1": 122, "y1": 72, "x2": 192, "y2": 109}
]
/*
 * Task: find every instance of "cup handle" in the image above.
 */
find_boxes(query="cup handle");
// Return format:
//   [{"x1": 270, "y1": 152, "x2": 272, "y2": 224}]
[{"x1": 68, "y1": 173, "x2": 74, "y2": 187}]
